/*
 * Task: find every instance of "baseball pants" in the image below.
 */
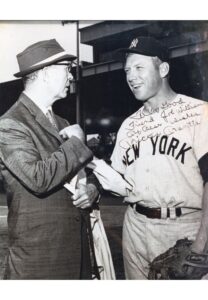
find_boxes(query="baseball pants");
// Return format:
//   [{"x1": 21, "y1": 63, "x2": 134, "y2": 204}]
[{"x1": 122, "y1": 205, "x2": 202, "y2": 279}]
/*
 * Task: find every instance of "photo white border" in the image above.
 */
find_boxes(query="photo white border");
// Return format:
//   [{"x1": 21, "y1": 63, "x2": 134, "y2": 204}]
[
  {"x1": 0, "y1": 1, "x2": 207, "y2": 299},
  {"x1": 0, "y1": 0, "x2": 207, "y2": 20}
]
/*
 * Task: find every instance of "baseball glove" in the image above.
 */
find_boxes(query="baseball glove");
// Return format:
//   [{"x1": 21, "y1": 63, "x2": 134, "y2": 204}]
[{"x1": 148, "y1": 238, "x2": 208, "y2": 279}]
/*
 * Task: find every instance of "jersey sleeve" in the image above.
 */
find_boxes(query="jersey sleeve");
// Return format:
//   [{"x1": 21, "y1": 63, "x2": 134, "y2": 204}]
[{"x1": 194, "y1": 103, "x2": 208, "y2": 183}]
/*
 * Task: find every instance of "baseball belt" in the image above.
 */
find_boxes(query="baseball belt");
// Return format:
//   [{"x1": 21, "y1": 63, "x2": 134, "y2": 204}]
[{"x1": 130, "y1": 203, "x2": 182, "y2": 219}]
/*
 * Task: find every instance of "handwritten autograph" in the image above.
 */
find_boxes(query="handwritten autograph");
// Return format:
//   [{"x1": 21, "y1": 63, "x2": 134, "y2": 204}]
[{"x1": 119, "y1": 97, "x2": 203, "y2": 150}]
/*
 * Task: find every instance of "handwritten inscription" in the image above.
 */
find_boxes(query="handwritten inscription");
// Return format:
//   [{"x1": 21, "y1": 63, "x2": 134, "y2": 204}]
[{"x1": 119, "y1": 97, "x2": 203, "y2": 150}]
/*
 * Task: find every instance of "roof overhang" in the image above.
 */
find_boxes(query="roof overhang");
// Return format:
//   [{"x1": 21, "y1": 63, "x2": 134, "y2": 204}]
[{"x1": 82, "y1": 32, "x2": 208, "y2": 77}]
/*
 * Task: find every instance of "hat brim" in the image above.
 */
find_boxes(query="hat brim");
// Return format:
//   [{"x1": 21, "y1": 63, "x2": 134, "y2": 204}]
[
  {"x1": 114, "y1": 47, "x2": 169, "y2": 63},
  {"x1": 113, "y1": 48, "x2": 157, "y2": 62},
  {"x1": 14, "y1": 54, "x2": 77, "y2": 78}
]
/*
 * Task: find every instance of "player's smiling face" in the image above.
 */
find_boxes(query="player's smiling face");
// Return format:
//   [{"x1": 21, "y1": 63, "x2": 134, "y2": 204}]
[{"x1": 124, "y1": 53, "x2": 163, "y2": 102}]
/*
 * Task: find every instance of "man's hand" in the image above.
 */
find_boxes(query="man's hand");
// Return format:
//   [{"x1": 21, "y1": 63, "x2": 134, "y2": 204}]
[
  {"x1": 72, "y1": 183, "x2": 99, "y2": 209},
  {"x1": 59, "y1": 125, "x2": 85, "y2": 142}
]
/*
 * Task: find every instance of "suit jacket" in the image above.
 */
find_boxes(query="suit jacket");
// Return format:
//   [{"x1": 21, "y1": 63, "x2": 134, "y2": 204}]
[{"x1": 0, "y1": 93, "x2": 93, "y2": 279}]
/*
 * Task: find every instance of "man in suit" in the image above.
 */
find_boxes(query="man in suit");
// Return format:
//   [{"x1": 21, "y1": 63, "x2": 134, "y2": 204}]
[{"x1": 0, "y1": 39, "x2": 99, "y2": 279}]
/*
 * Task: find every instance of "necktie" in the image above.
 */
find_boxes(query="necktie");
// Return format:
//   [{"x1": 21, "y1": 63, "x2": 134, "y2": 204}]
[{"x1": 46, "y1": 109, "x2": 58, "y2": 130}]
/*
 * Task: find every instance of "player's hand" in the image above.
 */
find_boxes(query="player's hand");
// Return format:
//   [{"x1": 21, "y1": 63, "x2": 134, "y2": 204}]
[
  {"x1": 87, "y1": 159, "x2": 133, "y2": 196},
  {"x1": 72, "y1": 183, "x2": 99, "y2": 209},
  {"x1": 59, "y1": 125, "x2": 85, "y2": 142}
]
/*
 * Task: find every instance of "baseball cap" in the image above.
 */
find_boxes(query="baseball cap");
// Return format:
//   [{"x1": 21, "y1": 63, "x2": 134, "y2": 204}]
[
  {"x1": 115, "y1": 36, "x2": 169, "y2": 62},
  {"x1": 14, "y1": 39, "x2": 77, "y2": 78}
]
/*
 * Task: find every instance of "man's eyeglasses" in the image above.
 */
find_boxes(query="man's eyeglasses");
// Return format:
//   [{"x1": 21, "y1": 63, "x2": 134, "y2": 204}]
[{"x1": 53, "y1": 62, "x2": 74, "y2": 72}]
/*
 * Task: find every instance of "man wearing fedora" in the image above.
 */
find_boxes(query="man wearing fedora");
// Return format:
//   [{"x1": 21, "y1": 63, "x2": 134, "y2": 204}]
[{"x1": 0, "y1": 39, "x2": 100, "y2": 279}]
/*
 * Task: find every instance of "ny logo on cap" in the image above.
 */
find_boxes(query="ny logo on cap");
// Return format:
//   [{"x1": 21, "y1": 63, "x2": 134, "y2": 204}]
[{"x1": 129, "y1": 38, "x2": 138, "y2": 49}]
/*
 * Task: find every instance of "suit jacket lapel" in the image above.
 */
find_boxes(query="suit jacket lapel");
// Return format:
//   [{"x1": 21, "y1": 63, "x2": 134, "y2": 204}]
[{"x1": 20, "y1": 93, "x2": 64, "y2": 143}]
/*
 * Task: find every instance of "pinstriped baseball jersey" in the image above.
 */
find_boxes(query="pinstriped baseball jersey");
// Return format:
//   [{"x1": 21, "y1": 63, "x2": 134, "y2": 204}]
[{"x1": 111, "y1": 94, "x2": 208, "y2": 208}]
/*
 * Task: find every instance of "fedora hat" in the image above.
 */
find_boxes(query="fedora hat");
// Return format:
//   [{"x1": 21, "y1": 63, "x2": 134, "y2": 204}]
[
  {"x1": 114, "y1": 36, "x2": 169, "y2": 62},
  {"x1": 14, "y1": 39, "x2": 77, "y2": 78}
]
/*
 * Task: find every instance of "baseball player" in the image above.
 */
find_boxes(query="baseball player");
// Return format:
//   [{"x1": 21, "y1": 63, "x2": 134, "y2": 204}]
[{"x1": 108, "y1": 36, "x2": 208, "y2": 279}]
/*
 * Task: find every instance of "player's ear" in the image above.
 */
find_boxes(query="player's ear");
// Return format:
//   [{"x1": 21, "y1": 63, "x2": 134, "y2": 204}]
[{"x1": 159, "y1": 62, "x2": 169, "y2": 78}]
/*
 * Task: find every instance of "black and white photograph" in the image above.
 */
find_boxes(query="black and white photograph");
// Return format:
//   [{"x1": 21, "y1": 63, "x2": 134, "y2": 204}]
[{"x1": 1, "y1": 1, "x2": 208, "y2": 297}]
